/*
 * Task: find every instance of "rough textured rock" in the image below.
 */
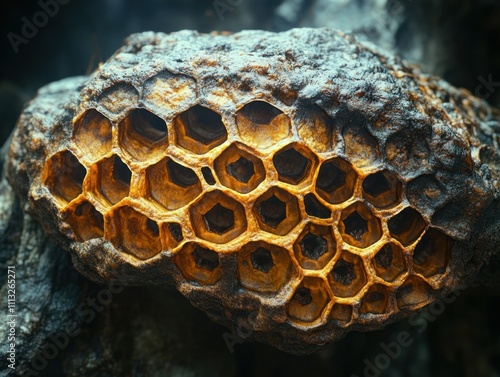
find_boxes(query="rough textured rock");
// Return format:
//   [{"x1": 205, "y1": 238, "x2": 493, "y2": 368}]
[{"x1": 4, "y1": 28, "x2": 500, "y2": 356}]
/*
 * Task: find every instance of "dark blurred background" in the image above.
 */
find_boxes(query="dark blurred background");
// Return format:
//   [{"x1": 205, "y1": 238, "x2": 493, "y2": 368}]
[{"x1": 1, "y1": 1, "x2": 499, "y2": 376}]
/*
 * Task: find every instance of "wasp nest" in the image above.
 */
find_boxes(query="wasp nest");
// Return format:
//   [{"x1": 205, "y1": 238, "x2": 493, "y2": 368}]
[{"x1": 7, "y1": 29, "x2": 500, "y2": 354}]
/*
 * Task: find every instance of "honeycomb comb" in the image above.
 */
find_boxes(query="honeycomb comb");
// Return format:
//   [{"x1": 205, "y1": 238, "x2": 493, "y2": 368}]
[{"x1": 7, "y1": 29, "x2": 500, "y2": 354}]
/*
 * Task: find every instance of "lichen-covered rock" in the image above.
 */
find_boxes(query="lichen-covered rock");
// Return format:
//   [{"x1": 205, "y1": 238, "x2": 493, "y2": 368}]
[{"x1": 6, "y1": 28, "x2": 500, "y2": 354}]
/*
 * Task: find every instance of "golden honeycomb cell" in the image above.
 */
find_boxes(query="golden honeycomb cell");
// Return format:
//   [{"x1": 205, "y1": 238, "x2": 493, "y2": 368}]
[
  {"x1": 163, "y1": 222, "x2": 184, "y2": 250},
  {"x1": 287, "y1": 277, "x2": 331, "y2": 324},
  {"x1": 107, "y1": 205, "x2": 162, "y2": 260},
  {"x1": 190, "y1": 190, "x2": 247, "y2": 244},
  {"x1": 413, "y1": 228, "x2": 451, "y2": 277},
  {"x1": 362, "y1": 170, "x2": 402, "y2": 209},
  {"x1": 43, "y1": 150, "x2": 86, "y2": 205},
  {"x1": 388, "y1": 207, "x2": 426, "y2": 246},
  {"x1": 72, "y1": 109, "x2": 112, "y2": 160},
  {"x1": 359, "y1": 284, "x2": 391, "y2": 315},
  {"x1": 296, "y1": 105, "x2": 335, "y2": 153},
  {"x1": 315, "y1": 158, "x2": 357, "y2": 204},
  {"x1": 293, "y1": 223, "x2": 337, "y2": 270},
  {"x1": 396, "y1": 275, "x2": 435, "y2": 309},
  {"x1": 63, "y1": 199, "x2": 104, "y2": 242},
  {"x1": 118, "y1": 108, "x2": 168, "y2": 160},
  {"x1": 339, "y1": 202, "x2": 382, "y2": 248},
  {"x1": 372, "y1": 243, "x2": 406, "y2": 282},
  {"x1": 329, "y1": 251, "x2": 367, "y2": 298},
  {"x1": 87, "y1": 155, "x2": 132, "y2": 207},
  {"x1": 235, "y1": 101, "x2": 291, "y2": 149},
  {"x1": 145, "y1": 157, "x2": 202, "y2": 211},
  {"x1": 252, "y1": 187, "x2": 301, "y2": 236},
  {"x1": 214, "y1": 143, "x2": 266, "y2": 193},
  {"x1": 237, "y1": 241, "x2": 297, "y2": 294},
  {"x1": 173, "y1": 105, "x2": 227, "y2": 154},
  {"x1": 329, "y1": 304, "x2": 353, "y2": 323},
  {"x1": 273, "y1": 143, "x2": 318, "y2": 186},
  {"x1": 173, "y1": 243, "x2": 222, "y2": 285}
]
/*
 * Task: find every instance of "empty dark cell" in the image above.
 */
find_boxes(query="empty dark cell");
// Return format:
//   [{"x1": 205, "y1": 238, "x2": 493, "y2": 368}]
[
  {"x1": 317, "y1": 162, "x2": 346, "y2": 192},
  {"x1": 168, "y1": 223, "x2": 183, "y2": 242},
  {"x1": 64, "y1": 154, "x2": 86, "y2": 187},
  {"x1": 193, "y1": 246, "x2": 219, "y2": 271},
  {"x1": 130, "y1": 109, "x2": 167, "y2": 142},
  {"x1": 259, "y1": 195, "x2": 286, "y2": 228},
  {"x1": 363, "y1": 172, "x2": 391, "y2": 197},
  {"x1": 250, "y1": 247, "x2": 274, "y2": 273},
  {"x1": 240, "y1": 101, "x2": 282, "y2": 124},
  {"x1": 146, "y1": 219, "x2": 160, "y2": 237},
  {"x1": 292, "y1": 287, "x2": 313, "y2": 306},
  {"x1": 343, "y1": 212, "x2": 368, "y2": 241},
  {"x1": 273, "y1": 148, "x2": 310, "y2": 182},
  {"x1": 413, "y1": 235, "x2": 433, "y2": 266},
  {"x1": 300, "y1": 233, "x2": 328, "y2": 260},
  {"x1": 332, "y1": 259, "x2": 356, "y2": 286},
  {"x1": 375, "y1": 244, "x2": 394, "y2": 269},
  {"x1": 202, "y1": 167, "x2": 216, "y2": 185},
  {"x1": 226, "y1": 157, "x2": 254, "y2": 183},
  {"x1": 304, "y1": 194, "x2": 331, "y2": 219},
  {"x1": 167, "y1": 160, "x2": 198, "y2": 187},
  {"x1": 203, "y1": 204, "x2": 235, "y2": 234},
  {"x1": 113, "y1": 157, "x2": 132, "y2": 185},
  {"x1": 388, "y1": 208, "x2": 424, "y2": 237},
  {"x1": 184, "y1": 105, "x2": 226, "y2": 143},
  {"x1": 364, "y1": 291, "x2": 386, "y2": 303}
]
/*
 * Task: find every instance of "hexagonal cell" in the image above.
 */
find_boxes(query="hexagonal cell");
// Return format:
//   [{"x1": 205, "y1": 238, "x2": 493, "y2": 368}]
[
  {"x1": 339, "y1": 202, "x2": 382, "y2": 248},
  {"x1": 237, "y1": 241, "x2": 297, "y2": 294},
  {"x1": 343, "y1": 123, "x2": 380, "y2": 168},
  {"x1": 359, "y1": 284, "x2": 391, "y2": 315},
  {"x1": 413, "y1": 228, "x2": 451, "y2": 278},
  {"x1": 315, "y1": 158, "x2": 357, "y2": 204},
  {"x1": 108, "y1": 206, "x2": 162, "y2": 260},
  {"x1": 296, "y1": 105, "x2": 335, "y2": 153},
  {"x1": 173, "y1": 105, "x2": 227, "y2": 154},
  {"x1": 118, "y1": 108, "x2": 168, "y2": 160},
  {"x1": 173, "y1": 243, "x2": 221, "y2": 285},
  {"x1": 304, "y1": 193, "x2": 331, "y2": 219},
  {"x1": 88, "y1": 155, "x2": 132, "y2": 206},
  {"x1": 287, "y1": 277, "x2": 331, "y2": 323},
  {"x1": 372, "y1": 243, "x2": 406, "y2": 282},
  {"x1": 329, "y1": 251, "x2": 367, "y2": 298},
  {"x1": 72, "y1": 109, "x2": 112, "y2": 159},
  {"x1": 362, "y1": 170, "x2": 402, "y2": 209},
  {"x1": 43, "y1": 150, "x2": 86, "y2": 204},
  {"x1": 273, "y1": 144, "x2": 317, "y2": 185},
  {"x1": 163, "y1": 222, "x2": 184, "y2": 249},
  {"x1": 190, "y1": 191, "x2": 247, "y2": 244},
  {"x1": 235, "y1": 101, "x2": 291, "y2": 149},
  {"x1": 214, "y1": 143, "x2": 266, "y2": 194},
  {"x1": 396, "y1": 275, "x2": 435, "y2": 309},
  {"x1": 293, "y1": 224, "x2": 337, "y2": 270},
  {"x1": 63, "y1": 200, "x2": 104, "y2": 242},
  {"x1": 388, "y1": 207, "x2": 426, "y2": 246},
  {"x1": 329, "y1": 304, "x2": 352, "y2": 323},
  {"x1": 146, "y1": 158, "x2": 202, "y2": 210},
  {"x1": 201, "y1": 167, "x2": 216, "y2": 185},
  {"x1": 252, "y1": 187, "x2": 301, "y2": 236}
]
